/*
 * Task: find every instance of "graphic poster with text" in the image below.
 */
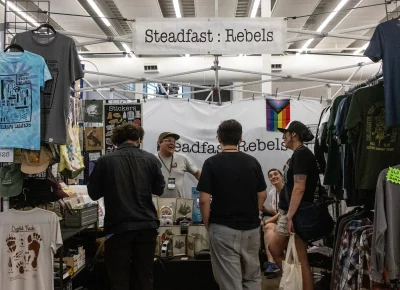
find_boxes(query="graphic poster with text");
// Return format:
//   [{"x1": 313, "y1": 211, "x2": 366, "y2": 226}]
[{"x1": 104, "y1": 104, "x2": 142, "y2": 154}]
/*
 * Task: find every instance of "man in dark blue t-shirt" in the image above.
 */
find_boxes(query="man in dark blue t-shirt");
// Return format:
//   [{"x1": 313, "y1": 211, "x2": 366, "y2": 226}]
[{"x1": 197, "y1": 119, "x2": 267, "y2": 290}]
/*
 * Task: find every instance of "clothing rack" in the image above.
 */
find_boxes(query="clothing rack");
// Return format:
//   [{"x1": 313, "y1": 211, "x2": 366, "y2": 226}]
[{"x1": 348, "y1": 72, "x2": 383, "y2": 93}]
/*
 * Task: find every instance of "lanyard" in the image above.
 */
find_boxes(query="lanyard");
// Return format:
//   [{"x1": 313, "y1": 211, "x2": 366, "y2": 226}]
[{"x1": 158, "y1": 153, "x2": 174, "y2": 175}]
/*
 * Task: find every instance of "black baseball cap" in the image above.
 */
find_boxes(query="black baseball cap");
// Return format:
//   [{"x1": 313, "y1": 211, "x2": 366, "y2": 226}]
[
  {"x1": 277, "y1": 121, "x2": 314, "y2": 142},
  {"x1": 158, "y1": 132, "x2": 180, "y2": 141}
]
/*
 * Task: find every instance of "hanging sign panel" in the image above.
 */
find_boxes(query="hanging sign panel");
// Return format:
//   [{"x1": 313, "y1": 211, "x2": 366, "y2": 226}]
[
  {"x1": 132, "y1": 18, "x2": 287, "y2": 55},
  {"x1": 103, "y1": 104, "x2": 142, "y2": 154}
]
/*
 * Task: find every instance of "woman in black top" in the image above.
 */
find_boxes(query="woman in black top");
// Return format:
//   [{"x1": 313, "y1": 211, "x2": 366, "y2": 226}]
[{"x1": 269, "y1": 121, "x2": 318, "y2": 290}]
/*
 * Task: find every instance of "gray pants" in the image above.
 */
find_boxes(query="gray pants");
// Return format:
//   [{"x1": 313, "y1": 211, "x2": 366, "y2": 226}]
[{"x1": 209, "y1": 224, "x2": 261, "y2": 290}]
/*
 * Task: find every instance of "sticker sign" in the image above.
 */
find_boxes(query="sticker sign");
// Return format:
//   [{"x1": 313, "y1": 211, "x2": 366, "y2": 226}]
[
  {"x1": 0, "y1": 148, "x2": 14, "y2": 162},
  {"x1": 132, "y1": 17, "x2": 287, "y2": 55},
  {"x1": 103, "y1": 104, "x2": 142, "y2": 154}
]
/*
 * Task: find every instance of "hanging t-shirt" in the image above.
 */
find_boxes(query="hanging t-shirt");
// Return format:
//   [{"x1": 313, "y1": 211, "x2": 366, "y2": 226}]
[
  {"x1": 364, "y1": 19, "x2": 400, "y2": 127},
  {"x1": 157, "y1": 153, "x2": 198, "y2": 198},
  {"x1": 345, "y1": 84, "x2": 400, "y2": 190},
  {"x1": 0, "y1": 208, "x2": 63, "y2": 290},
  {"x1": 0, "y1": 51, "x2": 51, "y2": 150},
  {"x1": 13, "y1": 31, "x2": 84, "y2": 144}
]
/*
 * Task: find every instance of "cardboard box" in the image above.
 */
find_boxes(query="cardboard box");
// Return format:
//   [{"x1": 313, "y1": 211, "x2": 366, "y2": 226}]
[{"x1": 63, "y1": 254, "x2": 79, "y2": 273}]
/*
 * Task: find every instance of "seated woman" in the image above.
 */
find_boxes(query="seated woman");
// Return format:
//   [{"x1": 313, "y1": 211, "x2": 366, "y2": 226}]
[{"x1": 262, "y1": 168, "x2": 284, "y2": 277}]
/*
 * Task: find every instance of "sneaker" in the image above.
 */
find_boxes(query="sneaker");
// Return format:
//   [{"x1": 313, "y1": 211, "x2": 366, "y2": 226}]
[{"x1": 266, "y1": 262, "x2": 280, "y2": 273}]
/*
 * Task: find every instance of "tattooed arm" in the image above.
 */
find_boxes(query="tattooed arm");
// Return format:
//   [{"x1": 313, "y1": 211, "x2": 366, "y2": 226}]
[{"x1": 286, "y1": 174, "x2": 307, "y2": 233}]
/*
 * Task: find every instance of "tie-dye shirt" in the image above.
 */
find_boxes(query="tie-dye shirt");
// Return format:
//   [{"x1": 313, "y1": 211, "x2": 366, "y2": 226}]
[{"x1": 0, "y1": 51, "x2": 51, "y2": 150}]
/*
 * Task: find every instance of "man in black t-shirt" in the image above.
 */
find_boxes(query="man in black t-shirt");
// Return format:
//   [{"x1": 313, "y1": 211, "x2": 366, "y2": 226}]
[
  {"x1": 197, "y1": 119, "x2": 267, "y2": 290},
  {"x1": 269, "y1": 121, "x2": 318, "y2": 290}
]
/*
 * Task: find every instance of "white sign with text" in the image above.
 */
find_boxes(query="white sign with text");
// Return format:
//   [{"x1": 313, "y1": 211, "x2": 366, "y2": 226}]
[
  {"x1": 132, "y1": 18, "x2": 287, "y2": 55},
  {"x1": 0, "y1": 148, "x2": 14, "y2": 163},
  {"x1": 143, "y1": 98, "x2": 323, "y2": 197}
]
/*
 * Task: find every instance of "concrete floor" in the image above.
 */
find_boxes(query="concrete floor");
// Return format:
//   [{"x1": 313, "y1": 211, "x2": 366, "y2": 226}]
[{"x1": 261, "y1": 275, "x2": 280, "y2": 290}]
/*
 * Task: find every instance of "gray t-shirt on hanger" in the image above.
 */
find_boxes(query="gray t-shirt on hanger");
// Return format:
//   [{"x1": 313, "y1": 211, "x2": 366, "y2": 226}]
[{"x1": 13, "y1": 31, "x2": 84, "y2": 144}]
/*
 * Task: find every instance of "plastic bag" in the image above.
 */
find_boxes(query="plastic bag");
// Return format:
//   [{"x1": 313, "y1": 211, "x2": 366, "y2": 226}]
[{"x1": 279, "y1": 234, "x2": 303, "y2": 290}]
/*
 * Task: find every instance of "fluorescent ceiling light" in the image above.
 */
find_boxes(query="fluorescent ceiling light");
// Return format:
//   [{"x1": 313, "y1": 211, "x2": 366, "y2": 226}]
[
  {"x1": 122, "y1": 43, "x2": 131, "y2": 53},
  {"x1": 317, "y1": 0, "x2": 349, "y2": 32},
  {"x1": 300, "y1": 0, "x2": 349, "y2": 53},
  {"x1": 353, "y1": 42, "x2": 369, "y2": 55},
  {"x1": 173, "y1": 0, "x2": 182, "y2": 18},
  {"x1": 185, "y1": 54, "x2": 190, "y2": 57},
  {"x1": 296, "y1": 38, "x2": 314, "y2": 55},
  {"x1": 87, "y1": 0, "x2": 111, "y2": 27},
  {"x1": 2, "y1": 0, "x2": 39, "y2": 26},
  {"x1": 250, "y1": 0, "x2": 261, "y2": 18}
]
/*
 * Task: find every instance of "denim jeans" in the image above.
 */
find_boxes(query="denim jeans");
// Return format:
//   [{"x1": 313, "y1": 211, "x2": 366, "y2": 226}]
[{"x1": 209, "y1": 223, "x2": 261, "y2": 290}]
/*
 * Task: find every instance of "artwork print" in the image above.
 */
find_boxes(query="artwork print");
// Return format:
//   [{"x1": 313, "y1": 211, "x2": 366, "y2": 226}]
[
  {"x1": 158, "y1": 198, "x2": 176, "y2": 219},
  {"x1": 188, "y1": 225, "x2": 209, "y2": 253},
  {"x1": 172, "y1": 235, "x2": 186, "y2": 256},
  {"x1": 0, "y1": 76, "x2": 32, "y2": 124},
  {"x1": 84, "y1": 100, "x2": 103, "y2": 123},
  {"x1": 5, "y1": 225, "x2": 43, "y2": 282},
  {"x1": 187, "y1": 235, "x2": 195, "y2": 258},
  {"x1": 175, "y1": 198, "x2": 194, "y2": 221},
  {"x1": 85, "y1": 127, "x2": 103, "y2": 151}
]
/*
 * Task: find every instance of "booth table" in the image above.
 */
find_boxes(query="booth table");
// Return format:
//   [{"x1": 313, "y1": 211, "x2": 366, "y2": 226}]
[{"x1": 153, "y1": 257, "x2": 219, "y2": 290}]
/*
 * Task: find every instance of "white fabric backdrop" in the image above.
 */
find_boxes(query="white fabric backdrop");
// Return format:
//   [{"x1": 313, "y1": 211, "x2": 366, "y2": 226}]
[{"x1": 143, "y1": 98, "x2": 323, "y2": 198}]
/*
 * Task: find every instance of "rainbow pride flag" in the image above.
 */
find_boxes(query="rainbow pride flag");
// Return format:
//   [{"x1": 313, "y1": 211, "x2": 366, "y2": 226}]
[{"x1": 266, "y1": 98, "x2": 291, "y2": 131}]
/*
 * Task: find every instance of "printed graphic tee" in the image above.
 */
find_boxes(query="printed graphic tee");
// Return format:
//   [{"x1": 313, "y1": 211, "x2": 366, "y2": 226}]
[
  {"x1": 345, "y1": 84, "x2": 400, "y2": 189},
  {"x1": 364, "y1": 19, "x2": 400, "y2": 127},
  {"x1": 0, "y1": 51, "x2": 51, "y2": 150},
  {"x1": 13, "y1": 31, "x2": 84, "y2": 144},
  {"x1": 157, "y1": 153, "x2": 198, "y2": 198},
  {"x1": 0, "y1": 208, "x2": 62, "y2": 290}
]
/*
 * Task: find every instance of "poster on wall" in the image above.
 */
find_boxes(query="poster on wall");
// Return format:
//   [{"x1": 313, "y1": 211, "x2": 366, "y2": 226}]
[
  {"x1": 103, "y1": 103, "x2": 142, "y2": 154},
  {"x1": 84, "y1": 151, "x2": 102, "y2": 183},
  {"x1": 85, "y1": 127, "x2": 104, "y2": 151},
  {"x1": 84, "y1": 100, "x2": 103, "y2": 123}
]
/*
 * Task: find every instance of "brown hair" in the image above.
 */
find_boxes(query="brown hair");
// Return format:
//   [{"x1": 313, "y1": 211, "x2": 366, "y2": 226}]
[{"x1": 111, "y1": 124, "x2": 143, "y2": 146}]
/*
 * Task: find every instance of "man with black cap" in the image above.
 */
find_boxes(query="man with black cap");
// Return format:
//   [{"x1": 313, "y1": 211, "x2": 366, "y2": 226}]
[
  {"x1": 269, "y1": 121, "x2": 317, "y2": 290},
  {"x1": 157, "y1": 132, "x2": 201, "y2": 198}
]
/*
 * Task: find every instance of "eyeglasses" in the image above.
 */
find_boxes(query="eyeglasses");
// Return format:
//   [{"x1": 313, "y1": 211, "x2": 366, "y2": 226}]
[{"x1": 163, "y1": 138, "x2": 176, "y2": 144}]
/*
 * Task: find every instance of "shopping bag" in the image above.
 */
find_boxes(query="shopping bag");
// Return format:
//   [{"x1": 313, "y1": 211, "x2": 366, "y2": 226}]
[
  {"x1": 279, "y1": 234, "x2": 303, "y2": 290},
  {"x1": 59, "y1": 123, "x2": 85, "y2": 179}
]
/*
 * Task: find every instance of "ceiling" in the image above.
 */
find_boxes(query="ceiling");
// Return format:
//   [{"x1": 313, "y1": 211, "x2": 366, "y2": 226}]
[{"x1": 1, "y1": 0, "x2": 397, "y2": 55}]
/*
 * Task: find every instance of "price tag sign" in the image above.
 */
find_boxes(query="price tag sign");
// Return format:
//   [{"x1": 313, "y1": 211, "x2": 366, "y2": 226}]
[{"x1": 0, "y1": 148, "x2": 14, "y2": 163}]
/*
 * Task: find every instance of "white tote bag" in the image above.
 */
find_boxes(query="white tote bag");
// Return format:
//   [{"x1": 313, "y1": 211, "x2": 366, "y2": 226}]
[{"x1": 279, "y1": 234, "x2": 303, "y2": 290}]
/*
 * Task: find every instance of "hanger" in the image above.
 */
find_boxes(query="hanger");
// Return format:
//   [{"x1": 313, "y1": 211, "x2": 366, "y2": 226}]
[
  {"x1": 33, "y1": 23, "x2": 56, "y2": 34},
  {"x1": 4, "y1": 43, "x2": 24, "y2": 52}
]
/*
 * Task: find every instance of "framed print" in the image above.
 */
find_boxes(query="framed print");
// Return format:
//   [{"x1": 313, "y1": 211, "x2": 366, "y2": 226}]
[
  {"x1": 188, "y1": 225, "x2": 210, "y2": 253},
  {"x1": 175, "y1": 198, "x2": 194, "y2": 221},
  {"x1": 159, "y1": 226, "x2": 181, "y2": 244},
  {"x1": 158, "y1": 198, "x2": 177, "y2": 219},
  {"x1": 172, "y1": 235, "x2": 186, "y2": 256},
  {"x1": 155, "y1": 235, "x2": 161, "y2": 256},
  {"x1": 85, "y1": 127, "x2": 104, "y2": 151},
  {"x1": 187, "y1": 235, "x2": 195, "y2": 258}
]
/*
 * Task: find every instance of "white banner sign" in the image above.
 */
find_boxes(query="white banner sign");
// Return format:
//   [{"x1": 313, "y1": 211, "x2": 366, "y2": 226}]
[
  {"x1": 143, "y1": 98, "x2": 322, "y2": 197},
  {"x1": 132, "y1": 18, "x2": 287, "y2": 55}
]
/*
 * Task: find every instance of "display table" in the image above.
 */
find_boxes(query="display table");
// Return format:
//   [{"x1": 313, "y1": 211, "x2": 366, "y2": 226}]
[{"x1": 153, "y1": 257, "x2": 219, "y2": 290}]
